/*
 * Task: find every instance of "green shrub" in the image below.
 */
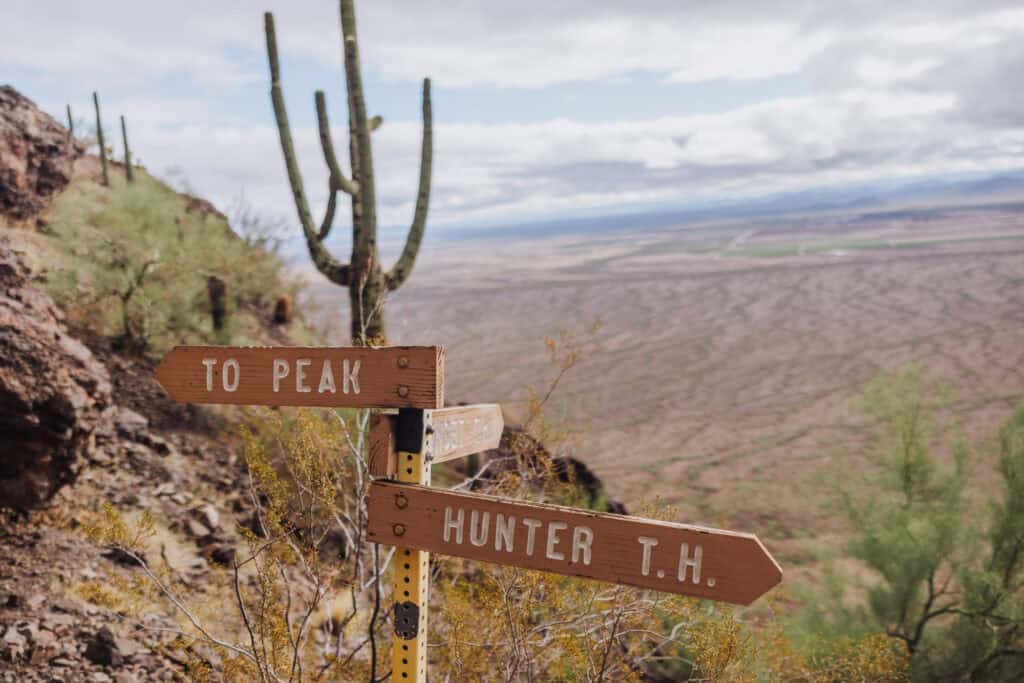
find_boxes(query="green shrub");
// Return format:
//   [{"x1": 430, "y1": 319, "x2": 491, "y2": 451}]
[
  {"x1": 797, "y1": 365, "x2": 1024, "y2": 680},
  {"x1": 44, "y1": 176, "x2": 304, "y2": 353}
]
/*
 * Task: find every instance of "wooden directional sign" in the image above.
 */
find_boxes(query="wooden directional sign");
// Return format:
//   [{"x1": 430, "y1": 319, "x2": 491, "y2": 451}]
[
  {"x1": 428, "y1": 404, "x2": 503, "y2": 463},
  {"x1": 367, "y1": 481, "x2": 782, "y2": 605},
  {"x1": 154, "y1": 345, "x2": 444, "y2": 408},
  {"x1": 369, "y1": 404, "x2": 504, "y2": 477}
]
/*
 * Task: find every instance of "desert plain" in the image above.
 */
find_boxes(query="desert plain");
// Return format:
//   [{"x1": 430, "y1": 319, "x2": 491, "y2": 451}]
[{"x1": 311, "y1": 200, "x2": 1024, "y2": 579}]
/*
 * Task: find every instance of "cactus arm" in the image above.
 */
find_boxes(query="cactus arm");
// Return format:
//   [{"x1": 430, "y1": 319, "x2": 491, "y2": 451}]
[
  {"x1": 265, "y1": 11, "x2": 350, "y2": 286},
  {"x1": 318, "y1": 179, "x2": 339, "y2": 240},
  {"x1": 314, "y1": 90, "x2": 356, "y2": 196},
  {"x1": 386, "y1": 78, "x2": 432, "y2": 291},
  {"x1": 340, "y1": 0, "x2": 377, "y2": 266}
]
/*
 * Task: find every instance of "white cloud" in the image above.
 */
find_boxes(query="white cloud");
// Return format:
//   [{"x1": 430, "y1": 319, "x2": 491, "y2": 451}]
[
  {"x1": 147, "y1": 86, "x2": 1007, "y2": 231},
  {"x1": 4, "y1": 0, "x2": 1024, "y2": 232}
]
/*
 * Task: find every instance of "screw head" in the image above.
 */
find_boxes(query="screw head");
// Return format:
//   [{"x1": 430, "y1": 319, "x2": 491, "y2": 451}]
[
  {"x1": 397, "y1": 356, "x2": 409, "y2": 368},
  {"x1": 395, "y1": 493, "x2": 408, "y2": 509},
  {"x1": 393, "y1": 524, "x2": 406, "y2": 536},
  {"x1": 397, "y1": 385, "x2": 409, "y2": 398}
]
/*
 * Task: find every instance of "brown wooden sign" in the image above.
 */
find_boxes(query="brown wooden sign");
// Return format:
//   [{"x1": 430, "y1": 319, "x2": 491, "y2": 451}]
[
  {"x1": 429, "y1": 404, "x2": 503, "y2": 463},
  {"x1": 369, "y1": 413, "x2": 399, "y2": 477},
  {"x1": 369, "y1": 404, "x2": 504, "y2": 477},
  {"x1": 154, "y1": 346, "x2": 444, "y2": 408},
  {"x1": 367, "y1": 481, "x2": 782, "y2": 605}
]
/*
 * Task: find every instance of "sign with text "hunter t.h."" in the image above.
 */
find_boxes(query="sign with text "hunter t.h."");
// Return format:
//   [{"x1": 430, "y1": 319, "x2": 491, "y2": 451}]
[{"x1": 367, "y1": 480, "x2": 782, "y2": 605}]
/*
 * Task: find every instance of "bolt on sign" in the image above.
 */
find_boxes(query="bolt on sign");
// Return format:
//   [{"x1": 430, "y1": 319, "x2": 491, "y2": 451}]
[
  {"x1": 154, "y1": 345, "x2": 443, "y2": 408},
  {"x1": 367, "y1": 480, "x2": 781, "y2": 605}
]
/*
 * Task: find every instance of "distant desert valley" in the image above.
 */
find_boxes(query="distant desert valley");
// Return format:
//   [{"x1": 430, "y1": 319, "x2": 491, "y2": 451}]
[{"x1": 312, "y1": 196, "x2": 1024, "y2": 576}]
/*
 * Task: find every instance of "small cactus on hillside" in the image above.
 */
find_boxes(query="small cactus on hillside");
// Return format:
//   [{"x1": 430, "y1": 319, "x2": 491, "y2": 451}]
[
  {"x1": 66, "y1": 104, "x2": 74, "y2": 136},
  {"x1": 120, "y1": 115, "x2": 134, "y2": 183},
  {"x1": 92, "y1": 92, "x2": 109, "y2": 187},
  {"x1": 264, "y1": 0, "x2": 432, "y2": 345}
]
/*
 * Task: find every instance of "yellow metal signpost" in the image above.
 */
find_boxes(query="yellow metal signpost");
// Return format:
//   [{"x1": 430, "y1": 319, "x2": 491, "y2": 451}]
[
  {"x1": 155, "y1": 344, "x2": 783, "y2": 681},
  {"x1": 390, "y1": 437, "x2": 431, "y2": 681}
]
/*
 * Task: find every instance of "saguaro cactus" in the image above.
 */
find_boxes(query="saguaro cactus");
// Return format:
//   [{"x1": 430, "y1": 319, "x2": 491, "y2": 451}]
[
  {"x1": 66, "y1": 104, "x2": 74, "y2": 136},
  {"x1": 93, "y1": 92, "x2": 109, "y2": 187},
  {"x1": 264, "y1": 0, "x2": 432, "y2": 345},
  {"x1": 120, "y1": 115, "x2": 134, "y2": 183}
]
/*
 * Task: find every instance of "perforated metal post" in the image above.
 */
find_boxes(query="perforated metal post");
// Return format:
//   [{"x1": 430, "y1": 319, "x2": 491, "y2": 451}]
[{"x1": 391, "y1": 411, "x2": 432, "y2": 681}]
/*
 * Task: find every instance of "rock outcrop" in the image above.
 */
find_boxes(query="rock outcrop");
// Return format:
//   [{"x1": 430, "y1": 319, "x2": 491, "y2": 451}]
[
  {"x1": 469, "y1": 425, "x2": 628, "y2": 514},
  {"x1": 0, "y1": 85, "x2": 83, "y2": 222},
  {"x1": 0, "y1": 242, "x2": 112, "y2": 509}
]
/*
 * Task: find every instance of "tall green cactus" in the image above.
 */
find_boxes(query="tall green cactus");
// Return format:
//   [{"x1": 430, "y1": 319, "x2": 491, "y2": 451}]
[
  {"x1": 264, "y1": 0, "x2": 432, "y2": 345},
  {"x1": 120, "y1": 115, "x2": 134, "y2": 183},
  {"x1": 66, "y1": 104, "x2": 74, "y2": 136},
  {"x1": 93, "y1": 92, "x2": 109, "y2": 187}
]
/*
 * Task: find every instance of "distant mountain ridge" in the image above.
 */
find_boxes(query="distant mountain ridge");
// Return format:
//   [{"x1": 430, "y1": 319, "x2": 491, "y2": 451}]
[{"x1": 421, "y1": 168, "x2": 1024, "y2": 243}]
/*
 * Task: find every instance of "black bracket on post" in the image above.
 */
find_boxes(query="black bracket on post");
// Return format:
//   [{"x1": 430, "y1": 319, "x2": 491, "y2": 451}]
[
  {"x1": 396, "y1": 408, "x2": 425, "y2": 453},
  {"x1": 393, "y1": 600, "x2": 420, "y2": 640}
]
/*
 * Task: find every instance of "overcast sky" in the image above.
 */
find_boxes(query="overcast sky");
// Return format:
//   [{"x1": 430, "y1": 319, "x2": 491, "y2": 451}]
[{"x1": 4, "y1": 1, "x2": 1024, "y2": 238}]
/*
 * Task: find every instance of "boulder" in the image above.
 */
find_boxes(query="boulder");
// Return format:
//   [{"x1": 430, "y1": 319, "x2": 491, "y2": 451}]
[
  {"x1": 0, "y1": 85, "x2": 83, "y2": 222},
  {"x1": 469, "y1": 425, "x2": 628, "y2": 514},
  {"x1": 0, "y1": 242, "x2": 112, "y2": 509},
  {"x1": 83, "y1": 626, "x2": 123, "y2": 667}
]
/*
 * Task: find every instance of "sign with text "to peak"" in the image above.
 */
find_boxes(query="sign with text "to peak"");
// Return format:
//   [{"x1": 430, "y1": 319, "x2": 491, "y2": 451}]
[
  {"x1": 367, "y1": 480, "x2": 782, "y2": 605},
  {"x1": 154, "y1": 346, "x2": 444, "y2": 408}
]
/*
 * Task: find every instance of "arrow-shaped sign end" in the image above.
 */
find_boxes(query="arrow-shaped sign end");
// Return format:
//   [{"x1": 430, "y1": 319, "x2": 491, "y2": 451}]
[
  {"x1": 153, "y1": 347, "x2": 182, "y2": 401},
  {"x1": 732, "y1": 535, "x2": 783, "y2": 606}
]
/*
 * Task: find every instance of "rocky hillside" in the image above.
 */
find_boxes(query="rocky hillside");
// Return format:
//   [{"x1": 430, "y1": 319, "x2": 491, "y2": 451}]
[
  {"x1": 0, "y1": 85, "x2": 82, "y2": 224},
  {"x1": 2, "y1": 230, "x2": 253, "y2": 681},
  {"x1": 0, "y1": 86, "x2": 299, "y2": 681}
]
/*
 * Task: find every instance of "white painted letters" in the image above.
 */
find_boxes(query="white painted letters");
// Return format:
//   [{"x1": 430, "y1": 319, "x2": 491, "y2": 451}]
[
  {"x1": 571, "y1": 526, "x2": 593, "y2": 565},
  {"x1": 272, "y1": 359, "x2": 289, "y2": 392},
  {"x1": 546, "y1": 521, "x2": 567, "y2": 561},
  {"x1": 443, "y1": 506, "x2": 464, "y2": 544},
  {"x1": 203, "y1": 358, "x2": 239, "y2": 392},
  {"x1": 295, "y1": 359, "x2": 312, "y2": 393},
  {"x1": 269, "y1": 358, "x2": 360, "y2": 395},
  {"x1": 523, "y1": 518, "x2": 543, "y2": 556},
  {"x1": 318, "y1": 361, "x2": 336, "y2": 394},
  {"x1": 638, "y1": 536, "x2": 659, "y2": 576},
  {"x1": 678, "y1": 543, "x2": 703, "y2": 584},
  {"x1": 469, "y1": 510, "x2": 490, "y2": 547},
  {"x1": 495, "y1": 514, "x2": 515, "y2": 552},
  {"x1": 343, "y1": 359, "x2": 360, "y2": 395},
  {"x1": 202, "y1": 358, "x2": 217, "y2": 391},
  {"x1": 433, "y1": 508, "x2": 707, "y2": 580},
  {"x1": 222, "y1": 359, "x2": 240, "y2": 392}
]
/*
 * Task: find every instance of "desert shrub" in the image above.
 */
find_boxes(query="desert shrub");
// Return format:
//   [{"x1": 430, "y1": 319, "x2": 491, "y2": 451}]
[
  {"x1": 798, "y1": 365, "x2": 1024, "y2": 680},
  {"x1": 84, "y1": 407, "x2": 390, "y2": 681},
  {"x1": 44, "y1": 175, "x2": 304, "y2": 352}
]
